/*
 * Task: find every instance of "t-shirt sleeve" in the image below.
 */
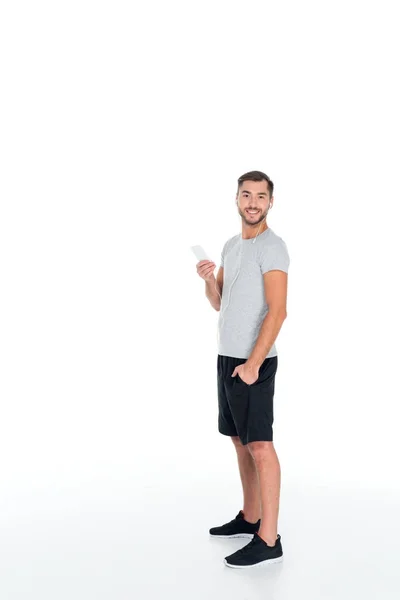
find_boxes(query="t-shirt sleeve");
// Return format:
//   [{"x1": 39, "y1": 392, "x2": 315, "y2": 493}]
[
  {"x1": 220, "y1": 240, "x2": 229, "y2": 267},
  {"x1": 260, "y1": 241, "x2": 290, "y2": 274}
]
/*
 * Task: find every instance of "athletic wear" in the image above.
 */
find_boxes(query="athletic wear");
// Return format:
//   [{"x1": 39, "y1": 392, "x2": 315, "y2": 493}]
[
  {"x1": 209, "y1": 510, "x2": 260, "y2": 538},
  {"x1": 224, "y1": 532, "x2": 283, "y2": 568},
  {"x1": 217, "y1": 354, "x2": 277, "y2": 444},
  {"x1": 217, "y1": 227, "x2": 289, "y2": 360}
]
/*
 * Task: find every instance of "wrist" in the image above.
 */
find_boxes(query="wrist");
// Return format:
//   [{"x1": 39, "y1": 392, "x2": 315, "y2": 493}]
[{"x1": 246, "y1": 356, "x2": 263, "y2": 370}]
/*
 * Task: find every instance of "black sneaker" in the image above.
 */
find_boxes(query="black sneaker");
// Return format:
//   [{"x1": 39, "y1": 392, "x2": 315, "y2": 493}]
[
  {"x1": 209, "y1": 510, "x2": 261, "y2": 539},
  {"x1": 224, "y1": 532, "x2": 283, "y2": 568}
]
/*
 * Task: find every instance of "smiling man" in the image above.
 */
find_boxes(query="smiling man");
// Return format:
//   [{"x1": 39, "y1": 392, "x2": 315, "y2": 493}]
[{"x1": 196, "y1": 170, "x2": 290, "y2": 568}]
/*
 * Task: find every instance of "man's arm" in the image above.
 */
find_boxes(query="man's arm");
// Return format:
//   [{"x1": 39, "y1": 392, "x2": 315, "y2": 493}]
[
  {"x1": 205, "y1": 266, "x2": 223, "y2": 311},
  {"x1": 246, "y1": 270, "x2": 288, "y2": 369}
]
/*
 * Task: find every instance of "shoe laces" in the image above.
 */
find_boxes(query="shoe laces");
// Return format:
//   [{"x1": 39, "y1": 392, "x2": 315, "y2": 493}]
[
  {"x1": 228, "y1": 511, "x2": 244, "y2": 525},
  {"x1": 235, "y1": 535, "x2": 259, "y2": 555}
]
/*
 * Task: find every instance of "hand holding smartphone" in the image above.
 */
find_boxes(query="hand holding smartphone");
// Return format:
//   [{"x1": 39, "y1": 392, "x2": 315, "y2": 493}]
[{"x1": 191, "y1": 245, "x2": 216, "y2": 282}]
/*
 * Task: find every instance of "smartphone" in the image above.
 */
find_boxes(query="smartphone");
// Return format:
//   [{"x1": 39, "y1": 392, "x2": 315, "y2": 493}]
[{"x1": 190, "y1": 245, "x2": 210, "y2": 262}]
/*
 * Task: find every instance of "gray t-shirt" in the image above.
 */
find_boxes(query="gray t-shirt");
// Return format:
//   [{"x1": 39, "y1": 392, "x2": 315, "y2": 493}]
[{"x1": 217, "y1": 227, "x2": 290, "y2": 359}]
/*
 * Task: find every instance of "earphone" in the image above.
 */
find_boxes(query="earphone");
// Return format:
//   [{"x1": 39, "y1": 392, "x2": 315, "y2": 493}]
[{"x1": 216, "y1": 202, "x2": 271, "y2": 313}]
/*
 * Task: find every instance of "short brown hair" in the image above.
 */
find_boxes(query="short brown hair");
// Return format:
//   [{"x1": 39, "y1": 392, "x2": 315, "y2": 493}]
[{"x1": 237, "y1": 170, "x2": 274, "y2": 198}]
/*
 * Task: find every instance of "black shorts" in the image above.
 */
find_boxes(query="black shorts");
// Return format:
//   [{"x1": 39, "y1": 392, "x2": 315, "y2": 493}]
[{"x1": 217, "y1": 354, "x2": 278, "y2": 445}]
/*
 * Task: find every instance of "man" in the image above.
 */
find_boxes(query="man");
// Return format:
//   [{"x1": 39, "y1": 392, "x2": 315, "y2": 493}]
[{"x1": 196, "y1": 170, "x2": 290, "y2": 569}]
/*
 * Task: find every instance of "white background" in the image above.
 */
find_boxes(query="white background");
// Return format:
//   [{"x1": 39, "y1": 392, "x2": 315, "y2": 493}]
[{"x1": 1, "y1": 1, "x2": 399, "y2": 598}]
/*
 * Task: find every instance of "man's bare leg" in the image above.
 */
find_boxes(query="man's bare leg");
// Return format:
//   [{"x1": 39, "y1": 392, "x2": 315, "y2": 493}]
[
  {"x1": 231, "y1": 436, "x2": 261, "y2": 523},
  {"x1": 247, "y1": 440, "x2": 281, "y2": 546}
]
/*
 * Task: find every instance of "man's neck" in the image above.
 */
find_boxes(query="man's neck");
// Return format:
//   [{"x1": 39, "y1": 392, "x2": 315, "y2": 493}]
[{"x1": 241, "y1": 222, "x2": 268, "y2": 240}]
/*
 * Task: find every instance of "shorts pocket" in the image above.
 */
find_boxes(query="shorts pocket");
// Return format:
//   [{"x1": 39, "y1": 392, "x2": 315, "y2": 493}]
[{"x1": 236, "y1": 373, "x2": 249, "y2": 385}]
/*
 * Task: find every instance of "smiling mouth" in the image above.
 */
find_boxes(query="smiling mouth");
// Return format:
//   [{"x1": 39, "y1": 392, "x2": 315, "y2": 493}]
[{"x1": 246, "y1": 209, "x2": 260, "y2": 215}]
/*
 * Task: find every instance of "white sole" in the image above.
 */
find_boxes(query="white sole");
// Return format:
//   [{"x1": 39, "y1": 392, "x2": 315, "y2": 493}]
[
  {"x1": 224, "y1": 555, "x2": 283, "y2": 568},
  {"x1": 209, "y1": 533, "x2": 255, "y2": 539}
]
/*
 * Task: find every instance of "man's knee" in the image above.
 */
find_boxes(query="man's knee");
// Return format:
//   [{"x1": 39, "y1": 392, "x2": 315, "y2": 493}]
[
  {"x1": 247, "y1": 440, "x2": 275, "y2": 460},
  {"x1": 231, "y1": 435, "x2": 249, "y2": 450}
]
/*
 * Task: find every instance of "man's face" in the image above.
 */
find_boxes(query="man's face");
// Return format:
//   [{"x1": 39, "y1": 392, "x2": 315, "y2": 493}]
[{"x1": 236, "y1": 180, "x2": 271, "y2": 226}]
